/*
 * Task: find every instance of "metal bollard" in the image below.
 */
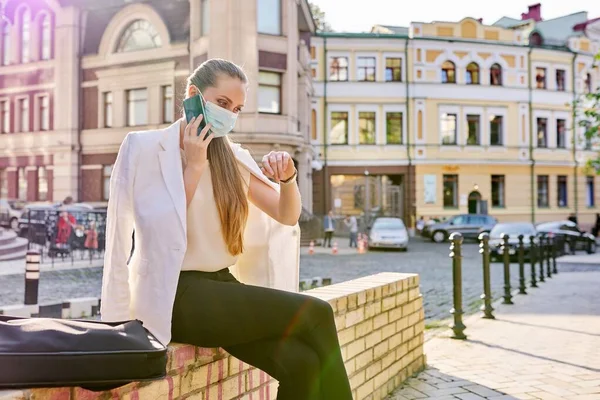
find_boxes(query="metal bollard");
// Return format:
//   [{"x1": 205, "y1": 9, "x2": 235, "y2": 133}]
[
  {"x1": 518, "y1": 235, "x2": 527, "y2": 295},
  {"x1": 551, "y1": 235, "x2": 558, "y2": 275},
  {"x1": 449, "y1": 233, "x2": 466, "y2": 340},
  {"x1": 538, "y1": 236, "x2": 545, "y2": 283},
  {"x1": 478, "y1": 233, "x2": 494, "y2": 319},
  {"x1": 24, "y1": 250, "x2": 41, "y2": 305},
  {"x1": 501, "y1": 234, "x2": 514, "y2": 304},
  {"x1": 529, "y1": 235, "x2": 538, "y2": 288}
]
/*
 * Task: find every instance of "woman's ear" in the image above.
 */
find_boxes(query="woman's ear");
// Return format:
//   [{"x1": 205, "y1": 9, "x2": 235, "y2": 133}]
[{"x1": 187, "y1": 85, "x2": 199, "y2": 98}]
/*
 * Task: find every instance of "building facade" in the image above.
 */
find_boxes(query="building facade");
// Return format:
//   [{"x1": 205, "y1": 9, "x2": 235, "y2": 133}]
[
  {"x1": 310, "y1": 4, "x2": 600, "y2": 228},
  {"x1": 0, "y1": 0, "x2": 316, "y2": 209}
]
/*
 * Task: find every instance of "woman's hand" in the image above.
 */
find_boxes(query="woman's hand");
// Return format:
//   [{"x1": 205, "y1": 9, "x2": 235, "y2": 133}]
[
  {"x1": 260, "y1": 151, "x2": 295, "y2": 182},
  {"x1": 183, "y1": 115, "x2": 213, "y2": 171}
]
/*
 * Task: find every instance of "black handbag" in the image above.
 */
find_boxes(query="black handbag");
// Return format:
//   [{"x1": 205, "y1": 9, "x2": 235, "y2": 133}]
[{"x1": 0, "y1": 315, "x2": 167, "y2": 391}]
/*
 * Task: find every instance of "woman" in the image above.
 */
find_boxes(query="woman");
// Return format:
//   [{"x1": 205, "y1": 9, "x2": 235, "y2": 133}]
[{"x1": 100, "y1": 59, "x2": 352, "y2": 400}]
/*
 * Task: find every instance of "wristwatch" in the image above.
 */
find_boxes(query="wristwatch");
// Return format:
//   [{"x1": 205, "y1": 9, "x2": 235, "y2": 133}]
[{"x1": 280, "y1": 168, "x2": 298, "y2": 185}]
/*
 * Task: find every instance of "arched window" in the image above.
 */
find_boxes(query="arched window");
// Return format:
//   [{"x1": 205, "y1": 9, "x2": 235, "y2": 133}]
[
  {"x1": 490, "y1": 63, "x2": 503, "y2": 86},
  {"x1": 466, "y1": 62, "x2": 480, "y2": 84},
  {"x1": 21, "y1": 8, "x2": 31, "y2": 63},
  {"x1": 115, "y1": 19, "x2": 162, "y2": 52},
  {"x1": 40, "y1": 14, "x2": 51, "y2": 60},
  {"x1": 529, "y1": 32, "x2": 543, "y2": 46},
  {"x1": 441, "y1": 60, "x2": 456, "y2": 84},
  {"x1": 1, "y1": 23, "x2": 10, "y2": 66}
]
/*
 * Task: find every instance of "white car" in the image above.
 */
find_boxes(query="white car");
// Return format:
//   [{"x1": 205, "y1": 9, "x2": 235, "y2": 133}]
[
  {"x1": 0, "y1": 199, "x2": 26, "y2": 231},
  {"x1": 368, "y1": 217, "x2": 409, "y2": 251}
]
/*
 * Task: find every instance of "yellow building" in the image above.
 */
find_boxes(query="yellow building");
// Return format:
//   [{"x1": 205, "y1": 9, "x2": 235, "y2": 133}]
[{"x1": 310, "y1": 4, "x2": 600, "y2": 230}]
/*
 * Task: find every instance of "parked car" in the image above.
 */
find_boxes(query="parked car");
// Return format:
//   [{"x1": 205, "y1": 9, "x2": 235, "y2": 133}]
[
  {"x1": 422, "y1": 214, "x2": 497, "y2": 243},
  {"x1": 489, "y1": 222, "x2": 538, "y2": 261},
  {"x1": 367, "y1": 217, "x2": 409, "y2": 251},
  {"x1": 536, "y1": 220, "x2": 597, "y2": 255},
  {"x1": 0, "y1": 199, "x2": 26, "y2": 231}
]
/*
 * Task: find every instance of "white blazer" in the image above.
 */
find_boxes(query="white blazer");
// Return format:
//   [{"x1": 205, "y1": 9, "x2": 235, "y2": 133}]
[{"x1": 100, "y1": 121, "x2": 301, "y2": 345}]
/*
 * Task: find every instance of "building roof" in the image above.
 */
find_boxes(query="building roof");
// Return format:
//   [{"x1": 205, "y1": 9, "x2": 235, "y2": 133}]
[
  {"x1": 492, "y1": 17, "x2": 524, "y2": 29},
  {"x1": 533, "y1": 12, "x2": 589, "y2": 45},
  {"x1": 370, "y1": 25, "x2": 410, "y2": 35}
]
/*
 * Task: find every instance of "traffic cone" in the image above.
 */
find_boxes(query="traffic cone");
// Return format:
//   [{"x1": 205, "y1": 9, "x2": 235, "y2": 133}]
[
  {"x1": 357, "y1": 238, "x2": 364, "y2": 254},
  {"x1": 332, "y1": 242, "x2": 338, "y2": 255},
  {"x1": 308, "y1": 241, "x2": 315, "y2": 255}
]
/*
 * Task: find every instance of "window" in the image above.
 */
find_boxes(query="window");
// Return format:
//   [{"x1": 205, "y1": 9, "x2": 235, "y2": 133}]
[
  {"x1": 257, "y1": 0, "x2": 281, "y2": 35},
  {"x1": 39, "y1": 96, "x2": 50, "y2": 131},
  {"x1": 385, "y1": 58, "x2": 402, "y2": 82},
  {"x1": 358, "y1": 112, "x2": 376, "y2": 145},
  {"x1": 466, "y1": 114, "x2": 480, "y2": 145},
  {"x1": 2, "y1": 23, "x2": 10, "y2": 65},
  {"x1": 490, "y1": 115, "x2": 503, "y2": 146},
  {"x1": 103, "y1": 165, "x2": 113, "y2": 201},
  {"x1": 40, "y1": 14, "x2": 51, "y2": 60},
  {"x1": 310, "y1": 46, "x2": 316, "y2": 60},
  {"x1": 103, "y1": 92, "x2": 113, "y2": 128},
  {"x1": 162, "y1": 85, "x2": 173, "y2": 123},
  {"x1": 443, "y1": 175, "x2": 458, "y2": 208},
  {"x1": 585, "y1": 73, "x2": 592, "y2": 94},
  {"x1": 17, "y1": 167, "x2": 27, "y2": 201},
  {"x1": 556, "y1": 175, "x2": 568, "y2": 207},
  {"x1": 583, "y1": 121, "x2": 593, "y2": 150},
  {"x1": 311, "y1": 109, "x2": 317, "y2": 141},
  {"x1": 201, "y1": 0, "x2": 210, "y2": 36},
  {"x1": 466, "y1": 62, "x2": 480, "y2": 85},
  {"x1": 329, "y1": 57, "x2": 348, "y2": 81},
  {"x1": 357, "y1": 57, "x2": 376, "y2": 82},
  {"x1": 1, "y1": 100, "x2": 9, "y2": 133},
  {"x1": 116, "y1": 20, "x2": 161, "y2": 52},
  {"x1": 21, "y1": 8, "x2": 31, "y2": 63},
  {"x1": 330, "y1": 111, "x2": 348, "y2": 145},
  {"x1": 441, "y1": 61, "x2": 456, "y2": 83},
  {"x1": 537, "y1": 117, "x2": 547, "y2": 148},
  {"x1": 19, "y1": 98, "x2": 29, "y2": 132},
  {"x1": 586, "y1": 176, "x2": 595, "y2": 207},
  {"x1": 37, "y1": 167, "x2": 47, "y2": 201},
  {"x1": 258, "y1": 71, "x2": 281, "y2": 114},
  {"x1": 491, "y1": 175, "x2": 505, "y2": 208},
  {"x1": 126, "y1": 89, "x2": 148, "y2": 126},
  {"x1": 386, "y1": 112, "x2": 403, "y2": 144},
  {"x1": 441, "y1": 113, "x2": 457, "y2": 145},
  {"x1": 556, "y1": 119, "x2": 566, "y2": 149},
  {"x1": 0, "y1": 169, "x2": 7, "y2": 198},
  {"x1": 490, "y1": 63, "x2": 502, "y2": 86},
  {"x1": 535, "y1": 67, "x2": 546, "y2": 89},
  {"x1": 555, "y1": 69, "x2": 565, "y2": 91},
  {"x1": 537, "y1": 175, "x2": 549, "y2": 208}
]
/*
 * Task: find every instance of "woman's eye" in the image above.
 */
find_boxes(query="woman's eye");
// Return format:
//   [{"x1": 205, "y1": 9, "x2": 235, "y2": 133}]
[
  {"x1": 218, "y1": 100, "x2": 228, "y2": 107},
  {"x1": 234, "y1": 108, "x2": 242, "y2": 113}
]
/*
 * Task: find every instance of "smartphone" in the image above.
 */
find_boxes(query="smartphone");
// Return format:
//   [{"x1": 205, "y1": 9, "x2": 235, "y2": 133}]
[{"x1": 183, "y1": 95, "x2": 208, "y2": 137}]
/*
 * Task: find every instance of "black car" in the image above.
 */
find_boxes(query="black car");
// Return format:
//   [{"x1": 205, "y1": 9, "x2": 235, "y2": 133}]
[
  {"x1": 421, "y1": 214, "x2": 497, "y2": 243},
  {"x1": 536, "y1": 220, "x2": 597, "y2": 255},
  {"x1": 488, "y1": 222, "x2": 538, "y2": 261}
]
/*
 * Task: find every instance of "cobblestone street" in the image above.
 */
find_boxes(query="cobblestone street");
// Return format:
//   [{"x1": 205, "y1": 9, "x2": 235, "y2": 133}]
[{"x1": 0, "y1": 237, "x2": 536, "y2": 323}]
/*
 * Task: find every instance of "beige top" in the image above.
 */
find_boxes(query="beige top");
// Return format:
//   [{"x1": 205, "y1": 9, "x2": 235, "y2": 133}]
[{"x1": 179, "y1": 149, "x2": 251, "y2": 272}]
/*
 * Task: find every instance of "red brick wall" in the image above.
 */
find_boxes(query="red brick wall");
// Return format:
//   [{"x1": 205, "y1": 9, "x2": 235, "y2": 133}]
[
  {"x1": 82, "y1": 153, "x2": 117, "y2": 166},
  {"x1": 81, "y1": 168, "x2": 102, "y2": 202},
  {"x1": 82, "y1": 87, "x2": 98, "y2": 130},
  {"x1": 6, "y1": 170, "x2": 17, "y2": 199},
  {"x1": 47, "y1": 169, "x2": 53, "y2": 202},
  {"x1": 26, "y1": 169, "x2": 38, "y2": 202}
]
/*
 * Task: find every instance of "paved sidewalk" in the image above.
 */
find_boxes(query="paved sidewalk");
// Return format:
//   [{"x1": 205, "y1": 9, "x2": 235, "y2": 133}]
[{"x1": 387, "y1": 271, "x2": 600, "y2": 400}]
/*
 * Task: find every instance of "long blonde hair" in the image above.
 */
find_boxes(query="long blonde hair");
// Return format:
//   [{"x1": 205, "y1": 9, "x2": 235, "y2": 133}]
[{"x1": 186, "y1": 59, "x2": 249, "y2": 256}]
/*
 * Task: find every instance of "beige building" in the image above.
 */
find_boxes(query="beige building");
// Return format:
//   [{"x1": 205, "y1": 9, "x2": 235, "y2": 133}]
[
  {"x1": 0, "y1": 0, "x2": 316, "y2": 210},
  {"x1": 310, "y1": 4, "x2": 600, "y2": 229}
]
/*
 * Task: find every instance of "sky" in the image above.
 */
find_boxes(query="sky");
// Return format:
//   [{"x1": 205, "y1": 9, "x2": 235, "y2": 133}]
[{"x1": 309, "y1": 0, "x2": 600, "y2": 33}]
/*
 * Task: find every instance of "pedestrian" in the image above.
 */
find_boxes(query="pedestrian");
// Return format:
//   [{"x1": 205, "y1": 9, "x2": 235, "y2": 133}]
[
  {"x1": 323, "y1": 210, "x2": 336, "y2": 248},
  {"x1": 416, "y1": 216, "x2": 425, "y2": 233},
  {"x1": 100, "y1": 59, "x2": 352, "y2": 399},
  {"x1": 84, "y1": 220, "x2": 99, "y2": 257},
  {"x1": 592, "y1": 213, "x2": 600, "y2": 237},
  {"x1": 344, "y1": 214, "x2": 358, "y2": 248}
]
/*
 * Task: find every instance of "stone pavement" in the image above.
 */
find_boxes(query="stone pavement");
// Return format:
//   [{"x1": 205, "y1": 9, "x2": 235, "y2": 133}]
[{"x1": 387, "y1": 270, "x2": 600, "y2": 400}]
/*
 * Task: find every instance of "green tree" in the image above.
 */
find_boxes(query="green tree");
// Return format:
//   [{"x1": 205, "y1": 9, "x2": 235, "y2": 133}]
[
  {"x1": 309, "y1": 2, "x2": 333, "y2": 32},
  {"x1": 575, "y1": 52, "x2": 600, "y2": 173}
]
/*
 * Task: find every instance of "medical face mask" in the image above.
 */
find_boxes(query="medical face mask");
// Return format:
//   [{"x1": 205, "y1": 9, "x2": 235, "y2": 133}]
[{"x1": 200, "y1": 92, "x2": 239, "y2": 138}]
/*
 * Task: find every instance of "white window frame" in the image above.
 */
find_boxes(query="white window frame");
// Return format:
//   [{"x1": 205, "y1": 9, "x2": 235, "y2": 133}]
[
  {"x1": 485, "y1": 107, "x2": 508, "y2": 149},
  {"x1": 532, "y1": 62, "x2": 551, "y2": 90},
  {"x1": 553, "y1": 111, "x2": 571, "y2": 150},
  {"x1": 382, "y1": 104, "x2": 407, "y2": 146},
  {"x1": 15, "y1": 95, "x2": 30, "y2": 132},
  {"x1": 34, "y1": 93, "x2": 50, "y2": 132},
  {"x1": 383, "y1": 52, "x2": 405, "y2": 83},
  {"x1": 438, "y1": 105, "x2": 461, "y2": 149},
  {"x1": 257, "y1": 0, "x2": 282, "y2": 36},
  {"x1": 327, "y1": 51, "x2": 351, "y2": 82},
  {"x1": 327, "y1": 104, "x2": 352, "y2": 146},
  {"x1": 462, "y1": 106, "x2": 484, "y2": 149},
  {"x1": 355, "y1": 104, "x2": 379, "y2": 145},
  {"x1": 0, "y1": 97, "x2": 10, "y2": 133},
  {"x1": 533, "y1": 110, "x2": 552, "y2": 150},
  {"x1": 354, "y1": 52, "x2": 378, "y2": 82}
]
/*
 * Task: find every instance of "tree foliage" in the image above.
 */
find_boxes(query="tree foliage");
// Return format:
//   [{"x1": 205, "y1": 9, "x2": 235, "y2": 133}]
[
  {"x1": 574, "y1": 52, "x2": 600, "y2": 173},
  {"x1": 309, "y1": 2, "x2": 333, "y2": 32}
]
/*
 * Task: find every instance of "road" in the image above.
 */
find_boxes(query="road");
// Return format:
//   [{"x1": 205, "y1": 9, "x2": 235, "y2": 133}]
[{"x1": 0, "y1": 237, "x2": 548, "y2": 323}]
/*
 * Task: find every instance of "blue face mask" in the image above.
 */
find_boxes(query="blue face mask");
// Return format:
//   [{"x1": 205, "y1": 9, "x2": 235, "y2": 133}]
[{"x1": 200, "y1": 92, "x2": 239, "y2": 138}]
